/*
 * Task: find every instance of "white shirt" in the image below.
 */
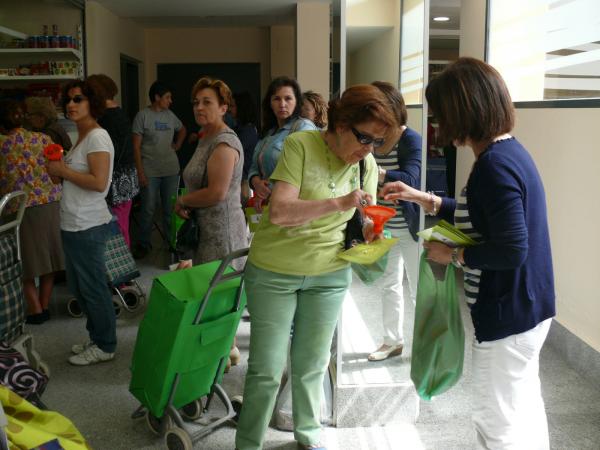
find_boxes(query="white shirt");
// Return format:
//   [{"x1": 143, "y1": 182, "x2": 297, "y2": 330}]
[{"x1": 60, "y1": 128, "x2": 114, "y2": 232}]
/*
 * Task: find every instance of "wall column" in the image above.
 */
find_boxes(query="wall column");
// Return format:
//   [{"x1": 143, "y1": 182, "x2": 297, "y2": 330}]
[{"x1": 296, "y1": 2, "x2": 330, "y2": 98}]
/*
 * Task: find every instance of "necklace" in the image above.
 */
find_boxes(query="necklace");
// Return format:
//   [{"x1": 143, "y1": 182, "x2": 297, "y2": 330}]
[{"x1": 323, "y1": 145, "x2": 359, "y2": 198}]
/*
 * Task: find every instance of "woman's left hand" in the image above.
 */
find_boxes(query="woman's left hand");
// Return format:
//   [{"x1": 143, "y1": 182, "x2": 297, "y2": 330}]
[
  {"x1": 47, "y1": 160, "x2": 66, "y2": 177},
  {"x1": 174, "y1": 200, "x2": 190, "y2": 219},
  {"x1": 423, "y1": 241, "x2": 453, "y2": 265}
]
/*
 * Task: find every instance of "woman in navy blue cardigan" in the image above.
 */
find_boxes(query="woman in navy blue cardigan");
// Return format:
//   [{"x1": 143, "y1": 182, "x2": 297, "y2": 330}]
[{"x1": 382, "y1": 57, "x2": 555, "y2": 449}]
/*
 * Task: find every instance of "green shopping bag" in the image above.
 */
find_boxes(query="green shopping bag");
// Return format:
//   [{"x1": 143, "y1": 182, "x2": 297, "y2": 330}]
[
  {"x1": 338, "y1": 231, "x2": 398, "y2": 284},
  {"x1": 170, "y1": 188, "x2": 188, "y2": 249},
  {"x1": 410, "y1": 253, "x2": 464, "y2": 400}
]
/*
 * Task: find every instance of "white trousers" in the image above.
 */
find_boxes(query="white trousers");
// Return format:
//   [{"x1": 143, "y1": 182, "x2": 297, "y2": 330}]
[
  {"x1": 472, "y1": 318, "x2": 552, "y2": 450},
  {"x1": 376, "y1": 228, "x2": 419, "y2": 346}
]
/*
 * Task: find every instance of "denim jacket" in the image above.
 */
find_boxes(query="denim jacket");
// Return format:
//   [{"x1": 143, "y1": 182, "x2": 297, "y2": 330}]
[{"x1": 247, "y1": 116, "x2": 317, "y2": 182}]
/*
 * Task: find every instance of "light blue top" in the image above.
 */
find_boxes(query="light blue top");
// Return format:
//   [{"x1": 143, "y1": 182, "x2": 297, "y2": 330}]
[{"x1": 247, "y1": 116, "x2": 317, "y2": 182}]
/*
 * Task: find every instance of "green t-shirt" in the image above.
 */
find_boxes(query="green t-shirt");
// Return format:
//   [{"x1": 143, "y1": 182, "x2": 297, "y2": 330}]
[{"x1": 248, "y1": 130, "x2": 378, "y2": 276}]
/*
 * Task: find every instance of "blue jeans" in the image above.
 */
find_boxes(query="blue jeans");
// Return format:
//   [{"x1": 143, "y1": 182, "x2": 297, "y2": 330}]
[
  {"x1": 62, "y1": 223, "x2": 117, "y2": 353},
  {"x1": 138, "y1": 174, "x2": 179, "y2": 249}
]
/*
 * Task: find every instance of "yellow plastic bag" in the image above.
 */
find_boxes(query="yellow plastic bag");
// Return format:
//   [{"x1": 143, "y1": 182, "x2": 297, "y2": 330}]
[
  {"x1": 338, "y1": 237, "x2": 398, "y2": 265},
  {"x1": 0, "y1": 386, "x2": 90, "y2": 450}
]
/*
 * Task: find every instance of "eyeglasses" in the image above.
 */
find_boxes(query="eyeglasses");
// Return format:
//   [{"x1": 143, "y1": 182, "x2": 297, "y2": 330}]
[
  {"x1": 65, "y1": 95, "x2": 86, "y2": 104},
  {"x1": 350, "y1": 127, "x2": 385, "y2": 149}
]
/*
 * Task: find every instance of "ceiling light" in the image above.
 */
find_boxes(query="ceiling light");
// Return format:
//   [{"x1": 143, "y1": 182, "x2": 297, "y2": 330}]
[{"x1": 433, "y1": 16, "x2": 450, "y2": 22}]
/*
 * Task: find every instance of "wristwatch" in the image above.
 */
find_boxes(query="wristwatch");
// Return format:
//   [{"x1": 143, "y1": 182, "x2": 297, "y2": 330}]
[{"x1": 451, "y1": 247, "x2": 464, "y2": 268}]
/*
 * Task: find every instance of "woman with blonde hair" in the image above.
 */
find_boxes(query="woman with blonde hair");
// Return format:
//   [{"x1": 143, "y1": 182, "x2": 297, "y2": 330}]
[
  {"x1": 300, "y1": 90, "x2": 328, "y2": 129},
  {"x1": 25, "y1": 96, "x2": 72, "y2": 152}
]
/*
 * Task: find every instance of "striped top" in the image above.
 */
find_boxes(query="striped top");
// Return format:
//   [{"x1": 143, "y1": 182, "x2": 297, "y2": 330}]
[
  {"x1": 374, "y1": 143, "x2": 407, "y2": 231},
  {"x1": 454, "y1": 187, "x2": 482, "y2": 305}
]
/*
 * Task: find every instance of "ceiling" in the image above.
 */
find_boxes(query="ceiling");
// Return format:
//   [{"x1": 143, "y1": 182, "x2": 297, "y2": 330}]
[{"x1": 92, "y1": 0, "x2": 337, "y2": 27}]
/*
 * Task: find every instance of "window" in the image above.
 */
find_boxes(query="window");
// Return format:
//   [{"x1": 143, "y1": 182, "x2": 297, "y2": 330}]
[{"x1": 487, "y1": 0, "x2": 600, "y2": 102}]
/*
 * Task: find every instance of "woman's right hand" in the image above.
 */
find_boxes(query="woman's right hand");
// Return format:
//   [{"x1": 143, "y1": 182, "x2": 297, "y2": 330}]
[
  {"x1": 338, "y1": 189, "x2": 373, "y2": 212},
  {"x1": 251, "y1": 177, "x2": 272, "y2": 200},
  {"x1": 138, "y1": 171, "x2": 148, "y2": 188},
  {"x1": 174, "y1": 201, "x2": 190, "y2": 219},
  {"x1": 380, "y1": 181, "x2": 421, "y2": 203}
]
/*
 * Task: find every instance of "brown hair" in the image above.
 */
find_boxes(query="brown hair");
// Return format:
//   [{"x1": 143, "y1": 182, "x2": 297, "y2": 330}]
[
  {"x1": 191, "y1": 77, "x2": 233, "y2": 107},
  {"x1": 425, "y1": 57, "x2": 514, "y2": 145},
  {"x1": 327, "y1": 84, "x2": 396, "y2": 132},
  {"x1": 25, "y1": 96, "x2": 57, "y2": 123},
  {"x1": 371, "y1": 81, "x2": 407, "y2": 126},
  {"x1": 61, "y1": 79, "x2": 106, "y2": 119},
  {"x1": 0, "y1": 99, "x2": 25, "y2": 130},
  {"x1": 87, "y1": 74, "x2": 118, "y2": 100},
  {"x1": 301, "y1": 90, "x2": 328, "y2": 128}
]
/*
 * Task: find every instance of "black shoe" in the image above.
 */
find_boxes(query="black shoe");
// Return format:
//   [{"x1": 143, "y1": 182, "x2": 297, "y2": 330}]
[
  {"x1": 132, "y1": 244, "x2": 151, "y2": 260},
  {"x1": 41, "y1": 309, "x2": 50, "y2": 321},
  {"x1": 26, "y1": 313, "x2": 45, "y2": 325}
]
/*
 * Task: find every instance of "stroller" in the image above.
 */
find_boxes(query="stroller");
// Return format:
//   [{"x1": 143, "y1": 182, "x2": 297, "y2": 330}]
[
  {"x1": 66, "y1": 219, "x2": 146, "y2": 318},
  {"x1": 129, "y1": 248, "x2": 248, "y2": 450},
  {"x1": 0, "y1": 191, "x2": 49, "y2": 377}
]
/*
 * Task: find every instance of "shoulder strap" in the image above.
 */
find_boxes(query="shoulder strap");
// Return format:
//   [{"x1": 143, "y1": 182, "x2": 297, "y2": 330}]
[{"x1": 359, "y1": 159, "x2": 366, "y2": 189}]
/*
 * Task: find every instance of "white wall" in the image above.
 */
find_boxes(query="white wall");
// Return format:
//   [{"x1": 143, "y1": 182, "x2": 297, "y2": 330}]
[
  {"x1": 143, "y1": 27, "x2": 271, "y2": 104},
  {"x1": 297, "y1": 2, "x2": 330, "y2": 99},
  {"x1": 86, "y1": 1, "x2": 145, "y2": 105},
  {"x1": 459, "y1": 0, "x2": 600, "y2": 352},
  {"x1": 271, "y1": 25, "x2": 295, "y2": 79}
]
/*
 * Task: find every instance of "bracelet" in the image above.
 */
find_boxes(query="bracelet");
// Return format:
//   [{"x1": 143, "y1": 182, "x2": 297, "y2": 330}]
[
  {"x1": 425, "y1": 191, "x2": 438, "y2": 216},
  {"x1": 451, "y1": 247, "x2": 464, "y2": 268}
]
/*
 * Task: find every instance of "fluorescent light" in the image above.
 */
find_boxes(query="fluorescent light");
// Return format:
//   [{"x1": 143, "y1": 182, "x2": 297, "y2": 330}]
[{"x1": 433, "y1": 16, "x2": 450, "y2": 22}]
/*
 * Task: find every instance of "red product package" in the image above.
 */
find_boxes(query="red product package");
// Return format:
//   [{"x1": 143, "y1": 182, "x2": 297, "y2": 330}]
[{"x1": 43, "y1": 143, "x2": 64, "y2": 161}]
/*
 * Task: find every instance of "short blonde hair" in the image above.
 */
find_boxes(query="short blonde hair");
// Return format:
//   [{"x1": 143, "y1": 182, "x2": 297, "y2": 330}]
[
  {"x1": 25, "y1": 96, "x2": 57, "y2": 123},
  {"x1": 191, "y1": 77, "x2": 233, "y2": 107}
]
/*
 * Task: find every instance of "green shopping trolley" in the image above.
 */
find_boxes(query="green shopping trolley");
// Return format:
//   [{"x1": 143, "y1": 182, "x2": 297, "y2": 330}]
[{"x1": 129, "y1": 248, "x2": 248, "y2": 450}]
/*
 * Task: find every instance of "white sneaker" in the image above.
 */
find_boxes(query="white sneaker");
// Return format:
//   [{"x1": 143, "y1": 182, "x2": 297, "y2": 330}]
[
  {"x1": 71, "y1": 341, "x2": 93, "y2": 355},
  {"x1": 68, "y1": 344, "x2": 114, "y2": 366},
  {"x1": 368, "y1": 344, "x2": 403, "y2": 361}
]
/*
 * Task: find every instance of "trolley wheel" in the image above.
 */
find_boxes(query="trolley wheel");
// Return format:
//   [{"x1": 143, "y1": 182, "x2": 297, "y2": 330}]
[
  {"x1": 231, "y1": 395, "x2": 243, "y2": 423},
  {"x1": 180, "y1": 399, "x2": 202, "y2": 421},
  {"x1": 122, "y1": 290, "x2": 141, "y2": 310},
  {"x1": 67, "y1": 298, "x2": 83, "y2": 318},
  {"x1": 165, "y1": 427, "x2": 193, "y2": 450},
  {"x1": 112, "y1": 299, "x2": 122, "y2": 318},
  {"x1": 145, "y1": 411, "x2": 173, "y2": 436},
  {"x1": 38, "y1": 361, "x2": 51, "y2": 378}
]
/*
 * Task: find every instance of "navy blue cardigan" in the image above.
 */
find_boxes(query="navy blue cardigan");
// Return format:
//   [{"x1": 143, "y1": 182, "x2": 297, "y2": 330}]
[
  {"x1": 438, "y1": 138, "x2": 555, "y2": 342},
  {"x1": 383, "y1": 127, "x2": 422, "y2": 241}
]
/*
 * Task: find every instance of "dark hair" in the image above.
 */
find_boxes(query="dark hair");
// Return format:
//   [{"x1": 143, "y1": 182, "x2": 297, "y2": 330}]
[
  {"x1": 61, "y1": 79, "x2": 106, "y2": 119},
  {"x1": 0, "y1": 99, "x2": 25, "y2": 130},
  {"x1": 425, "y1": 57, "x2": 514, "y2": 145},
  {"x1": 326, "y1": 84, "x2": 396, "y2": 133},
  {"x1": 262, "y1": 76, "x2": 302, "y2": 133},
  {"x1": 191, "y1": 77, "x2": 233, "y2": 107},
  {"x1": 149, "y1": 81, "x2": 171, "y2": 104},
  {"x1": 87, "y1": 73, "x2": 118, "y2": 100},
  {"x1": 301, "y1": 90, "x2": 328, "y2": 129},
  {"x1": 233, "y1": 91, "x2": 257, "y2": 126},
  {"x1": 371, "y1": 81, "x2": 407, "y2": 126}
]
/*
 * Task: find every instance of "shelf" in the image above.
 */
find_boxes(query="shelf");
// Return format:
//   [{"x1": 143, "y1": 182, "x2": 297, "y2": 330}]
[
  {"x1": 0, "y1": 25, "x2": 27, "y2": 40},
  {"x1": 0, "y1": 75, "x2": 79, "y2": 81},
  {"x1": 0, "y1": 48, "x2": 82, "y2": 59}
]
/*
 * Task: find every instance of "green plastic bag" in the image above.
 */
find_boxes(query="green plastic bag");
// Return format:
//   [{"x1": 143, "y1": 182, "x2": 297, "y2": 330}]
[
  {"x1": 338, "y1": 232, "x2": 397, "y2": 284},
  {"x1": 170, "y1": 188, "x2": 188, "y2": 249},
  {"x1": 410, "y1": 253, "x2": 465, "y2": 400}
]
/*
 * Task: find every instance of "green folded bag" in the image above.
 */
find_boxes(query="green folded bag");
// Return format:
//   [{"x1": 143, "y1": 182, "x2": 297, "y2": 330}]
[{"x1": 338, "y1": 231, "x2": 397, "y2": 284}]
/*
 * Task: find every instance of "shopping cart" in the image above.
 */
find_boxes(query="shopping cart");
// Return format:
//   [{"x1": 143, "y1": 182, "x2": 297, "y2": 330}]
[
  {"x1": 0, "y1": 191, "x2": 49, "y2": 377},
  {"x1": 66, "y1": 220, "x2": 146, "y2": 318},
  {"x1": 129, "y1": 248, "x2": 248, "y2": 450}
]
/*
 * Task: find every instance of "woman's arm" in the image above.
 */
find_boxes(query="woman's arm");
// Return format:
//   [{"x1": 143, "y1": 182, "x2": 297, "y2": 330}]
[
  {"x1": 177, "y1": 143, "x2": 239, "y2": 209},
  {"x1": 48, "y1": 151, "x2": 111, "y2": 192},
  {"x1": 269, "y1": 181, "x2": 371, "y2": 227},
  {"x1": 172, "y1": 125, "x2": 187, "y2": 151},
  {"x1": 132, "y1": 133, "x2": 147, "y2": 187}
]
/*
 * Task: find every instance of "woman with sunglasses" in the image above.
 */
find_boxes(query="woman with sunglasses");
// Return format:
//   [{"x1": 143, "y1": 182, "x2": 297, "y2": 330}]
[
  {"x1": 235, "y1": 84, "x2": 396, "y2": 450},
  {"x1": 47, "y1": 79, "x2": 117, "y2": 366},
  {"x1": 247, "y1": 76, "x2": 317, "y2": 211}
]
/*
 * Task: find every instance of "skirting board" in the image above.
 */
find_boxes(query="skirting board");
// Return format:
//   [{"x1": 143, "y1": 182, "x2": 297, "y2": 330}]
[{"x1": 545, "y1": 319, "x2": 600, "y2": 386}]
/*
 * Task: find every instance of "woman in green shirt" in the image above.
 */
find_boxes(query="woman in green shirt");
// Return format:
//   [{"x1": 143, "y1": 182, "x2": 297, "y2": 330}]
[{"x1": 235, "y1": 85, "x2": 396, "y2": 450}]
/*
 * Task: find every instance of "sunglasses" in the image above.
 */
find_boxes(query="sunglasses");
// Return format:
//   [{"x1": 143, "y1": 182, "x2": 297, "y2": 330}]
[
  {"x1": 351, "y1": 127, "x2": 385, "y2": 149},
  {"x1": 65, "y1": 95, "x2": 86, "y2": 104}
]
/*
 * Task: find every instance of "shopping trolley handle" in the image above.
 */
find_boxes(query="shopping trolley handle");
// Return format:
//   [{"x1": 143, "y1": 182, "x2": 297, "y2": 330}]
[
  {"x1": 210, "y1": 247, "x2": 249, "y2": 284},
  {"x1": 0, "y1": 191, "x2": 27, "y2": 234}
]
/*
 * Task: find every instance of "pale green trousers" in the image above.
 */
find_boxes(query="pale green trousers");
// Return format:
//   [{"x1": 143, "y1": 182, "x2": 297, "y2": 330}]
[{"x1": 235, "y1": 262, "x2": 350, "y2": 450}]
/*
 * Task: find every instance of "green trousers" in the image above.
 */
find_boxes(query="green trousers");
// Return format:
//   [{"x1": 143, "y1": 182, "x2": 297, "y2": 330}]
[{"x1": 235, "y1": 262, "x2": 350, "y2": 450}]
